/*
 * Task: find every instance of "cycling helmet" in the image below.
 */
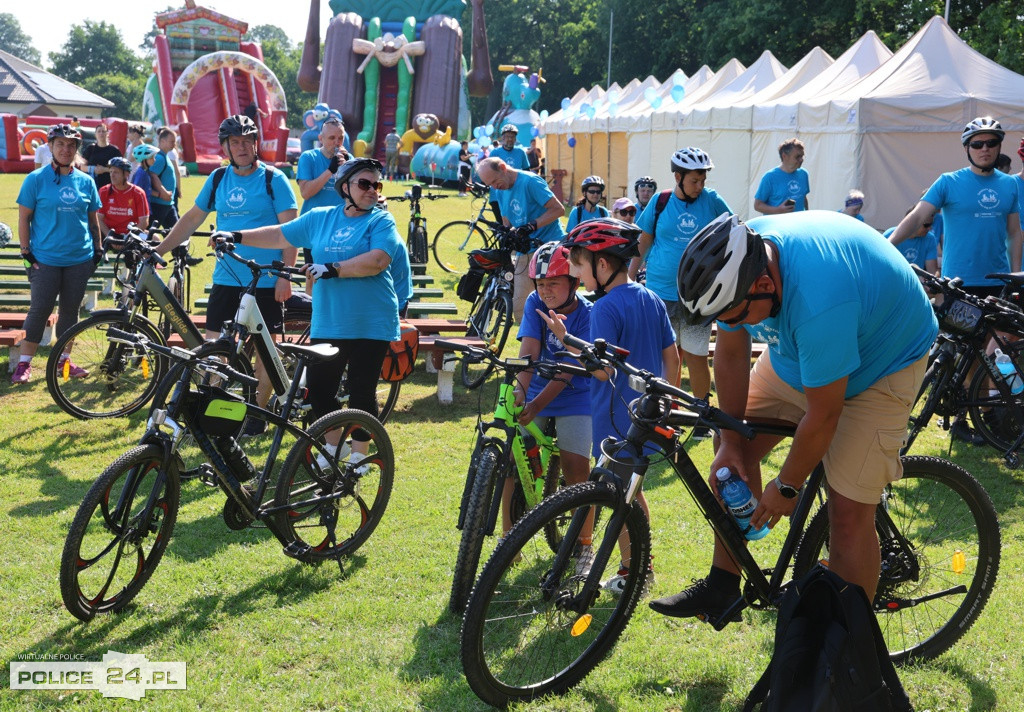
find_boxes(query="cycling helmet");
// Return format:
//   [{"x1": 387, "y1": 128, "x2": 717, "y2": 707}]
[
  {"x1": 677, "y1": 213, "x2": 768, "y2": 326},
  {"x1": 335, "y1": 157, "x2": 384, "y2": 211},
  {"x1": 132, "y1": 144, "x2": 159, "y2": 161},
  {"x1": 580, "y1": 175, "x2": 605, "y2": 192},
  {"x1": 529, "y1": 241, "x2": 573, "y2": 279},
  {"x1": 500, "y1": 124, "x2": 519, "y2": 135},
  {"x1": 634, "y1": 176, "x2": 657, "y2": 193},
  {"x1": 107, "y1": 156, "x2": 132, "y2": 172},
  {"x1": 563, "y1": 218, "x2": 640, "y2": 260},
  {"x1": 47, "y1": 123, "x2": 82, "y2": 146},
  {"x1": 218, "y1": 114, "x2": 259, "y2": 142},
  {"x1": 961, "y1": 117, "x2": 1004, "y2": 146},
  {"x1": 671, "y1": 147, "x2": 714, "y2": 173}
]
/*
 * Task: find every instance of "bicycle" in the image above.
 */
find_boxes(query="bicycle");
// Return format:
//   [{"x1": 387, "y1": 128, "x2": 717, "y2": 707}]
[
  {"x1": 45, "y1": 226, "x2": 207, "y2": 419},
  {"x1": 385, "y1": 183, "x2": 450, "y2": 265},
  {"x1": 440, "y1": 339, "x2": 585, "y2": 613},
  {"x1": 904, "y1": 265, "x2": 1024, "y2": 466},
  {"x1": 460, "y1": 335, "x2": 1000, "y2": 708},
  {"x1": 59, "y1": 328, "x2": 395, "y2": 622},
  {"x1": 432, "y1": 184, "x2": 495, "y2": 274}
]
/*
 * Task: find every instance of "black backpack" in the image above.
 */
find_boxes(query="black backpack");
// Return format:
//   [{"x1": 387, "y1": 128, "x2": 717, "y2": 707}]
[
  {"x1": 647, "y1": 189, "x2": 673, "y2": 240},
  {"x1": 743, "y1": 567, "x2": 913, "y2": 712},
  {"x1": 574, "y1": 203, "x2": 609, "y2": 224},
  {"x1": 206, "y1": 163, "x2": 276, "y2": 211}
]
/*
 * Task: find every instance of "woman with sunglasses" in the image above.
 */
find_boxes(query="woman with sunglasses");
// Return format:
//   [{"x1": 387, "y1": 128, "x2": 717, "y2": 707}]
[
  {"x1": 611, "y1": 197, "x2": 637, "y2": 224},
  {"x1": 212, "y1": 158, "x2": 404, "y2": 446},
  {"x1": 565, "y1": 175, "x2": 609, "y2": 231}
]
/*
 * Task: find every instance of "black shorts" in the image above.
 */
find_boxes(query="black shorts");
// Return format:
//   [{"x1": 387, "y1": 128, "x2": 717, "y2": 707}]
[{"x1": 205, "y1": 284, "x2": 284, "y2": 334}]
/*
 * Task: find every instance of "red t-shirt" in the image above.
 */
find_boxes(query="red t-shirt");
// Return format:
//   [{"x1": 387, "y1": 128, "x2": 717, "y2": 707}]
[{"x1": 98, "y1": 183, "x2": 150, "y2": 233}]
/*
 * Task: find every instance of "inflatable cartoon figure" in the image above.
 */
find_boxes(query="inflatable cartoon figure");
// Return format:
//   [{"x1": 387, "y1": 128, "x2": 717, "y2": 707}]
[
  {"x1": 399, "y1": 113, "x2": 451, "y2": 155},
  {"x1": 488, "y1": 66, "x2": 543, "y2": 142},
  {"x1": 300, "y1": 102, "x2": 349, "y2": 152}
]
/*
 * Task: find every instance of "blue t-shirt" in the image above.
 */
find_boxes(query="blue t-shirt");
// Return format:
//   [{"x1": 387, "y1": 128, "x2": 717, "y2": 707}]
[
  {"x1": 150, "y1": 152, "x2": 176, "y2": 206},
  {"x1": 517, "y1": 291, "x2": 592, "y2": 417},
  {"x1": 280, "y1": 206, "x2": 402, "y2": 341},
  {"x1": 565, "y1": 204, "x2": 609, "y2": 231},
  {"x1": 1016, "y1": 174, "x2": 1024, "y2": 230},
  {"x1": 488, "y1": 145, "x2": 530, "y2": 200},
  {"x1": 495, "y1": 170, "x2": 565, "y2": 249},
  {"x1": 733, "y1": 211, "x2": 938, "y2": 399},
  {"x1": 130, "y1": 165, "x2": 152, "y2": 204},
  {"x1": 390, "y1": 240, "x2": 413, "y2": 312},
  {"x1": 922, "y1": 168, "x2": 1021, "y2": 286},
  {"x1": 755, "y1": 167, "x2": 810, "y2": 211},
  {"x1": 636, "y1": 188, "x2": 731, "y2": 302},
  {"x1": 588, "y1": 282, "x2": 675, "y2": 457},
  {"x1": 16, "y1": 166, "x2": 100, "y2": 267},
  {"x1": 883, "y1": 227, "x2": 938, "y2": 270},
  {"x1": 296, "y1": 149, "x2": 343, "y2": 213},
  {"x1": 196, "y1": 165, "x2": 298, "y2": 288},
  {"x1": 837, "y1": 209, "x2": 865, "y2": 222}
]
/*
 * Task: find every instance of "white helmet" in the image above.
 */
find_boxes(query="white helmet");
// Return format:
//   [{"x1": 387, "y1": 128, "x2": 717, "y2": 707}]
[
  {"x1": 961, "y1": 117, "x2": 1004, "y2": 146},
  {"x1": 671, "y1": 147, "x2": 714, "y2": 172}
]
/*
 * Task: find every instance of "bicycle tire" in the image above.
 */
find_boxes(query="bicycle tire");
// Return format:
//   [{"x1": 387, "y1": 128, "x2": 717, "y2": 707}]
[
  {"x1": 46, "y1": 312, "x2": 167, "y2": 419},
  {"x1": 60, "y1": 443, "x2": 180, "y2": 621},
  {"x1": 542, "y1": 451, "x2": 567, "y2": 551},
  {"x1": 966, "y1": 357, "x2": 1024, "y2": 453},
  {"x1": 432, "y1": 220, "x2": 490, "y2": 274},
  {"x1": 411, "y1": 225, "x2": 429, "y2": 264},
  {"x1": 273, "y1": 408, "x2": 395, "y2": 561},
  {"x1": 793, "y1": 456, "x2": 999, "y2": 664},
  {"x1": 462, "y1": 289, "x2": 513, "y2": 389},
  {"x1": 461, "y1": 481, "x2": 650, "y2": 707},
  {"x1": 450, "y1": 445, "x2": 503, "y2": 614}
]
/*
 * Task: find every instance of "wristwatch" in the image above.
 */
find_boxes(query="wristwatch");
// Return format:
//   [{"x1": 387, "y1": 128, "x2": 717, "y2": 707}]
[{"x1": 772, "y1": 476, "x2": 800, "y2": 499}]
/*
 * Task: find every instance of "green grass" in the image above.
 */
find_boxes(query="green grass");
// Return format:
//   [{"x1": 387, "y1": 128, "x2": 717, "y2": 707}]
[{"x1": 1, "y1": 173, "x2": 1022, "y2": 710}]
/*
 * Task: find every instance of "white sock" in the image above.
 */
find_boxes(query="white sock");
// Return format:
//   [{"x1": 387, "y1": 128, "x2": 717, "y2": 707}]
[{"x1": 19, "y1": 354, "x2": 31, "y2": 363}]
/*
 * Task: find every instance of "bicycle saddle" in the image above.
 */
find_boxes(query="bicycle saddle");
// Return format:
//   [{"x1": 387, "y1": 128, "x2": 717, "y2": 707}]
[
  {"x1": 469, "y1": 249, "x2": 507, "y2": 271},
  {"x1": 986, "y1": 272, "x2": 1024, "y2": 287},
  {"x1": 277, "y1": 341, "x2": 339, "y2": 362}
]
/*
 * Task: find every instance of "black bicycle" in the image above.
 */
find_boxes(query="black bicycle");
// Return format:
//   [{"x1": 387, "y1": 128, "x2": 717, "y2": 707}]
[
  {"x1": 59, "y1": 329, "x2": 395, "y2": 622},
  {"x1": 460, "y1": 335, "x2": 1000, "y2": 708},
  {"x1": 432, "y1": 184, "x2": 494, "y2": 274},
  {"x1": 386, "y1": 183, "x2": 450, "y2": 265}
]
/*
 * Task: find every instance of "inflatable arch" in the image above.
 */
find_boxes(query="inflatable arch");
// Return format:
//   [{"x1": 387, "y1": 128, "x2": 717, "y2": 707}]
[{"x1": 170, "y1": 51, "x2": 287, "y2": 115}]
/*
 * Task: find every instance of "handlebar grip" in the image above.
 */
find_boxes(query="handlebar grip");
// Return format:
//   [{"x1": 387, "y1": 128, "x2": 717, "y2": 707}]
[
  {"x1": 220, "y1": 363, "x2": 260, "y2": 388},
  {"x1": 709, "y1": 409, "x2": 756, "y2": 440},
  {"x1": 107, "y1": 327, "x2": 142, "y2": 344},
  {"x1": 434, "y1": 339, "x2": 470, "y2": 353},
  {"x1": 562, "y1": 333, "x2": 589, "y2": 351}
]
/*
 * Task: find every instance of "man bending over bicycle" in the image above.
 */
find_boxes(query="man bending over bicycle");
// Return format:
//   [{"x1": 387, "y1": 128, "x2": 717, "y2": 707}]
[{"x1": 651, "y1": 211, "x2": 937, "y2": 621}]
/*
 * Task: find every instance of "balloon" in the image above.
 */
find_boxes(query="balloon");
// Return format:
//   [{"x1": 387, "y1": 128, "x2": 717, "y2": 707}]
[
  {"x1": 671, "y1": 85, "x2": 685, "y2": 102},
  {"x1": 484, "y1": 124, "x2": 494, "y2": 136},
  {"x1": 608, "y1": 103, "x2": 619, "y2": 116},
  {"x1": 579, "y1": 102, "x2": 591, "y2": 116},
  {"x1": 607, "y1": 89, "x2": 620, "y2": 104},
  {"x1": 473, "y1": 126, "x2": 483, "y2": 139},
  {"x1": 585, "y1": 105, "x2": 597, "y2": 119},
  {"x1": 468, "y1": 141, "x2": 479, "y2": 152},
  {"x1": 530, "y1": 126, "x2": 540, "y2": 138},
  {"x1": 540, "y1": 109, "x2": 549, "y2": 120},
  {"x1": 567, "y1": 136, "x2": 576, "y2": 148},
  {"x1": 593, "y1": 98, "x2": 604, "y2": 111},
  {"x1": 643, "y1": 87, "x2": 658, "y2": 105},
  {"x1": 651, "y1": 96, "x2": 663, "y2": 109},
  {"x1": 560, "y1": 97, "x2": 571, "y2": 111}
]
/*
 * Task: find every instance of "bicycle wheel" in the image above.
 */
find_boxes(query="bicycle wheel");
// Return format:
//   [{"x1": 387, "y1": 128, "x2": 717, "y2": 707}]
[
  {"x1": 541, "y1": 451, "x2": 572, "y2": 551},
  {"x1": 60, "y1": 444, "x2": 180, "y2": 621},
  {"x1": 274, "y1": 408, "x2": 395, "y2": 561},
  {"x1": 966, "y1": 360, "x2": 1024, "y2": 453},
  {"x1": 432, "y1": 220, "x2": 489, "y2": 274},
  {"x1": 46, "y1": 312, "x2": 167, "y2": 419},
  {"x1": 462, "y1": 289, "x2": 513, "y2": 389},
  {"x1": 411, "y1": 225, "x2": 429, "y2": 264},
  {"x1": 450, "y1": 445, "x2": 503, "y2": 614},
  {"x1": 461, "y1": 481, "x2": 650, "y2": 707},
  {"x1": 793, "y1": 456, "x2": 999, "y2": 664},
  {"x1": 903, "y1": 358, "x2": 952, "y2": 453}
]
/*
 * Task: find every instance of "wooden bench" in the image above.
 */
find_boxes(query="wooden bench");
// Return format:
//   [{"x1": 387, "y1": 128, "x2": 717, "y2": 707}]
[
  {"x1": 1, "y1": 328, "x2": 26, "y2": 372},
  {"x1": 0, "y1": 279, "x2": 105, "y2": 311},
  {"x1": 406, "y1": 302, "x2": 459, "y2": 317},
  {"x1": 419, "y1": 334, "x2": 489, "y2": 405},
  {"x1": 406, "y1": 318, "x2": 466, "y2": 335}
]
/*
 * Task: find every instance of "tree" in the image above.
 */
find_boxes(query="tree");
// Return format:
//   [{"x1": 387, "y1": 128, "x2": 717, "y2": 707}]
[
  {"x1": 244, "y1": 25, "x2": 292, "y2": 47},
  {"x1": 0, "y1": 12, "x2": 41, "y2": 65},
  {"x1": 246, "y1": 29, "x2": 316, "y2": 132},
  {"x1": 49, "y1": 21, "x2": 141, "y2": 85},
  {"x1": 80, "y1": 73, "x2": 147, "y2": 120}
]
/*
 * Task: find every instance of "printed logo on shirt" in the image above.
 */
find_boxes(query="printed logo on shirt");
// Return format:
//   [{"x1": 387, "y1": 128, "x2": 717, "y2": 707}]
[
  {"x1": 545, "y1": 330, "x2": 563, "y2": 355},
  {"x1": 226, "y1": 187, "x2": 247, "y2": 210},
  {"x1": 978, "y1": 188, "x2": 1000, "y2": 210},
  {"x1": 509, "y1": 199, "x2": 525, "y2": 224},
  {"x1": 904, "y1": 246, "x2": 919, "y2": 263},
  {"x1": 787, "y1": 180, "x2": 801, "y2": 195},
  {"x1": 59, "y1": 186, "x2": 79, "y2": 205},
  {"x1": 325, "y1": 225, "x2": 362, "y2": 259},
  {"x1": 747, "y1": 323, "x2": 780, "y2": 348},
  {"x1": 675, "y1": 212, "x2": 698, "y2": 236}
]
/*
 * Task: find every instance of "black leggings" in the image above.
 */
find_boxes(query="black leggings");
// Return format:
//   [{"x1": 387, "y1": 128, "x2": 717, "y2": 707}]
[{"x1": 307, "y1": 338, "x2": 389, "y2": 440}]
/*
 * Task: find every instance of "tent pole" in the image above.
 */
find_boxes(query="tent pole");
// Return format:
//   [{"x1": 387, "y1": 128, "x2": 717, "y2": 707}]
[{"x1": 607, "y1": 10, "x2": 614, "y2": 89}]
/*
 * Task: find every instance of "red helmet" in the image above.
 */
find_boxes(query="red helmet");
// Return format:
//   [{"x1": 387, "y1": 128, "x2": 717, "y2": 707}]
[
  {"x1": 562, "y1": 218, "x2": 641, "y2": 260},
  {"x1": 529, "y1": 241, "x2": 572, "y2": 279}
]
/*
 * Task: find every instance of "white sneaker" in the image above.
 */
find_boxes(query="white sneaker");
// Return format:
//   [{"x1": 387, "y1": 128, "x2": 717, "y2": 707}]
[
  {"x1": 601, "y1": 566, "x2": 654, "y2": 598},
  {"x1": 574, "y1": 544, "x2": 594, "y2": 578},
  {"x1": 314, "y1": 441, "x2": 351, "y2": 472}
]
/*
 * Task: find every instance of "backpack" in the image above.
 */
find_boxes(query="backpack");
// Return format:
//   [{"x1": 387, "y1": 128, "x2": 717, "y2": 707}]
[
  {"x1": 574, "y1": 203, "x2": 609, "y2": 225},
  {"x1": 743, "y1": 567, "x2": 913, "y2": 712},
  {"x1": 649, "y1": 189, "x2": 673, "y2": 240},
  {"x1": 380, "y1": 321, "x2": 419, "y2": 382},
  {"x1": 207, "y1": 162, "x2": 276, "y2": 211}
]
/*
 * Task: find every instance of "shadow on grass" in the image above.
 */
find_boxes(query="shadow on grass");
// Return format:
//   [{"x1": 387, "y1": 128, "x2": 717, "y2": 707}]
[{"x1": 905, "y1": 657, "x2": 995, "y2": 711}]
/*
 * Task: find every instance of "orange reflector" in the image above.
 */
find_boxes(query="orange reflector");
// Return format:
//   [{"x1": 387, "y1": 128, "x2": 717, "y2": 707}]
[
  {"x1": 141, "y1": 356, "x2": 150, "y2": 379},
  {"x1": 571, "y1": 614, "x2": 593, "y2": 637},
  {"x1": 952, "y1": 549, "x2": 965, "y2": 575},
  {"x1": 61, "y1": 359, "x2": 70, "y2": 381}
]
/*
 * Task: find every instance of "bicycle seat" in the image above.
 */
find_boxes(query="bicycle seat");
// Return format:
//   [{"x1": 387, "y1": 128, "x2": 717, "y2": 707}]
[
  {"x1": 277, "y1": 341, "x2": 339, "y2": 363},
  {"x1": 986, "y1": 272, "x2": 1024, "y2": 287},
  {"x1": 469, "y1": 249, "x2": 507, "y2": 271}
]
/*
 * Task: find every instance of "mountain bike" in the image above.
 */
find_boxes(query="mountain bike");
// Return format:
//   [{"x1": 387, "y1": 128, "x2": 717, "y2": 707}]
[
  {"x1": 440, "y1": 339, "x2": 585, "y2": 613},
  {"x1": 432, "y1": 184, "x2": 495, "y2": 274},
  {"x1": 904, "y1": 266, "x2": 1024, "y2": 466},
  {"x1": 45, "y1": 227, "x2": 207, "y2": 419},
  {"x1": 386, "y1": 183, "x2": 450, "y2": 265},
  {"x1": 59, "y1": 329, "x2": 394, "y2": 622},
  {"x1": 460, "y1": 335, "x2": 1000, "y2": 708}
]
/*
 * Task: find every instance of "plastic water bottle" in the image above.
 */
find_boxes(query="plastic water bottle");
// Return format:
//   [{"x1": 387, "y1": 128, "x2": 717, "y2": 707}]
[
  {"x1": 716, "y1": 467, "x2": 769, "y2": 541},
  {"x1": 994, "y1": 349, "x2": 1024, "y2": 394}
]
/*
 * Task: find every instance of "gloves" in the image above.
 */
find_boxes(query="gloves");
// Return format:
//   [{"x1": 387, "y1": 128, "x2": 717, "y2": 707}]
[
  {"x1": 92, "y1": 247, "x2": 104, "y2": 266},
  {"x1": 212, "y1": 230, "x2": 243, "y2": 247},
  {"x1": 515, "y1": 221, "x2": 538, "y2": 238},
  {"x1": 305, "y1": 263, "x2": 339, "y2": 280},
  {"x1": 21, "y1": 250, "x2": 36, "y2": 270},
  {"x1": 328, "y1": 153, "x2": 343, "y2": 174}
]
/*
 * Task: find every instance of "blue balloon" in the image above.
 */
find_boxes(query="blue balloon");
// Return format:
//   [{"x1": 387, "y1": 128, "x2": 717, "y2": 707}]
[
  {"x1": 579, "y1": 103, "x2": 590, "y2": 117},
  {"x1": 530, "y1": 126, "x2": 540, "y2": 138},
  {"x1": 473, "y1": 126, "x2": 483, "y2": 139},
  {"x1": 586, "y1": 106, "x2": 597, "y2": 119},
  {"x1": 567, "y1": 136, "x2": 576, "y2": 148},
  {"x1": 468, "y1": 141, "x2": 479, "y2": 152},
  {"x1": 485, "y1": 124, "x2": 494, "y2": 136},
  {"x1": 540, "y1": 109, "x2": 549, "y2": 120},
  {"x1": 560, "y1": 97, "x2": 571, "y2": 111},
  {"x1": 671, "y1": 85, "x2": 686, "y2": 102},
  {"x1": 643, "y1": 87, "x2": 658, "y2": 105},
  {"x1": 608, "y1": 103, "x2": 619, "y2": 116},
  {"x1": 651, "y1": 96, "x2": 663, "y2": 109}
]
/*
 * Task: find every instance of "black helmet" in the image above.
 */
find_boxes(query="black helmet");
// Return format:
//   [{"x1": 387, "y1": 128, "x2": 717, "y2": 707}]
[
  {"x1": 634, "y1": 175, "x2": 657, "y2": 194},
  {"x1": 677, "y1": 213, "x2": 767, "y2": 326},
  {"x1": 107, "y1": 157, "x2": 132, "y2": 172},
  {"x1": 47, "y1": 123, "x2": 82, "y2": 146},
  {"x1": 334, "y1": 157, "x2": 384, "y2": 198},
  {"x1": 218, "y1": 114, "x2": 258, "y2": 142}
]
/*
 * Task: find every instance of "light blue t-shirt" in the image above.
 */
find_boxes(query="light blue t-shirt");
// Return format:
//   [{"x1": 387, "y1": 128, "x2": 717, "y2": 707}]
[
  {"x1": 488, "y1": 145, "x2": 530, "y2": 201},
  {"x1": 150, "y1": 152, "x2": 176, "y2": 206},
  {"x1": 588, "y1": 282, "x2": 675, "y2": 457},
  {"x1": 636, "y1": 188, "x2": 731, "y2": 302},
  {"x1": 837, "y1": 209, "x2": 865, "y2": 222},
  {"x1": 1016, "y1": 174, "x2": 1024, "y2": 230},
  {"x1": 390, "y1": 239, "x2": 413, "y2": 312},
  {"x1": 883, "y1": 227, "x2": 938, "y2": 270},
  {"x1": 495, "y1": 170, "x2": 565, "y2": 249},
  {"x1": 922, "y1": 168, "x2": 1021, "y2": 286},
  {"x1": 733, "y1": 211, "x2": 938, "y2": 399},
  {"x1": 565, "y1": 203, "x2": 609, "y2": 231},
  {"x1": 755, "y1": 167, "x2": 810, "y2": 211},
  {"x1": 296, "y1": 149, "x2": 343, "y2": 213},
  {"x1": 517, "y1": 290, "x2": 592, "y2": 417},
  {"x1": 196, "y1": 165, "x2": 298, "y2": 288},
  {"x1": 16, "y1": 166, "x2": 100, "y2": 267},
  {"x1": 280, "y1": 206, "x2": 402, "y2": 341}
]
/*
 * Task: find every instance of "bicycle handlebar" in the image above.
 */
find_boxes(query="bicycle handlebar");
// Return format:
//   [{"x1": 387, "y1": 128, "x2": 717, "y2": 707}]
[
  {"x1": 106, "y1": 328, "x2": 259, "y2": 387},
  {"x1": 103, "y1": 227, "x2": 167, "y2": 267},
  {"x1": 214, "y1": 243, "x2": 306, "y2": 285},
  {"x1": 434, "y1": 339, "x2": 591, "y2": 380}
]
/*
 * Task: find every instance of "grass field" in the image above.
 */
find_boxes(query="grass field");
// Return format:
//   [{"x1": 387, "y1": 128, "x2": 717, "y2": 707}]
[{"x1": 1, "y1": 173, "x2": 1021, "y2": 710}]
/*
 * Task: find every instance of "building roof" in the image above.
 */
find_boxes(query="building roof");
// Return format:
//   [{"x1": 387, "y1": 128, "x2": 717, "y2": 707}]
[{"x1": 0, "y1": 49, "x2": 114, "y2": 110}]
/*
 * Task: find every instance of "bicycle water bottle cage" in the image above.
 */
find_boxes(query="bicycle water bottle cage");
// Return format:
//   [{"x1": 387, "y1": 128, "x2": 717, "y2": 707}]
[{"x1": 469, "y1": 249, "x2": 505, "y2": 272}]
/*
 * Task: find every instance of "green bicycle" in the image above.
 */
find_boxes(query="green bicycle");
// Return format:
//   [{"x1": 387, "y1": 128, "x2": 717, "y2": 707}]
[{"x1": 441, "y1": 339, "x2": 592, "y2": 613}]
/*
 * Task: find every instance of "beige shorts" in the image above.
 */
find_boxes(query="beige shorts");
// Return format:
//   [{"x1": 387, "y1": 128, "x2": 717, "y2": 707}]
[{"x1": 744, "y1": 353, "x2": 927, "y2": 504}]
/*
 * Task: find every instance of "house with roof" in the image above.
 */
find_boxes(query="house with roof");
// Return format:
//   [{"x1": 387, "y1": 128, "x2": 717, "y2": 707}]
[{"x1": 0, "y1": 49, "x2": 114, "y2": 118}]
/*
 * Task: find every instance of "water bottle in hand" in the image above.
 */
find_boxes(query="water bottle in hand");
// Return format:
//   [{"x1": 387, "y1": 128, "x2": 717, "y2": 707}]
[{"x1": 716, "y1": 467, "x2": 769, "y2": 541}]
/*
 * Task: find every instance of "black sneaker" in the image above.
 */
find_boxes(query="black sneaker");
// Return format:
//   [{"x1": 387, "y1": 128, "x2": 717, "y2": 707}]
[
  {"x1": 649, "y1": 577, "x2": 741, "y2": 622},
  {"x1": 950, "y1": 419, "x2": 984, "y2": 445}
]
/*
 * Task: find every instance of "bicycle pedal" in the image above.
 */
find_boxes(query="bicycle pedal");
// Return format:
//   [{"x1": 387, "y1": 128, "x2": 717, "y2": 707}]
[{"x1": 282, "y1": 540, "x2": 315, "y2": 563}]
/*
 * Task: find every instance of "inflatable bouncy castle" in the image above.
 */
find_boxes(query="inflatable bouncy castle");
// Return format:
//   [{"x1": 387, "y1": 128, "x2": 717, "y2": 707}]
[
  {"x1": 298, "y1": 0, "x2": 494, "y2": 181},
  {"x1": 147, "y1": 2, "x2": 289, "y2": 173}
]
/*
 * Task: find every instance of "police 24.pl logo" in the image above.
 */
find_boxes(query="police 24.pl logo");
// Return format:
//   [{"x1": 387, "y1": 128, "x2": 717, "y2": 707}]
[
  {"x1": 11, "y1": 650, "x2": 185, "y2": 700},
  {"x1": 977, "y1": 188, "x2": 1000, "y2": 210}
]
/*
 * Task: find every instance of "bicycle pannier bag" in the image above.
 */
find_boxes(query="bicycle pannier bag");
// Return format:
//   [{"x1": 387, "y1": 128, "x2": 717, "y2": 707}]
[
  {"x1": 380, "y1": 321, "x2": 419, "y2": 382},
  {"x1": 457, "y1": 264, "x2": 486, "y2": 303}
]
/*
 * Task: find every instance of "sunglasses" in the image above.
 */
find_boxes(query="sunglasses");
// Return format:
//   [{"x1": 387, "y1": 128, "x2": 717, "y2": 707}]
[
  {"x1": 355, "y1": 178, "x2": 383, "y2": 192},
  {"x1": 617, "y1": 208, "x2": 637, "y2": 216},
  {"x1": 968, "y1": 138, "x2": 1001, "y2": 150},
  {"x1": 585, "y1": 189, "x2": 603, "y2": 195}
]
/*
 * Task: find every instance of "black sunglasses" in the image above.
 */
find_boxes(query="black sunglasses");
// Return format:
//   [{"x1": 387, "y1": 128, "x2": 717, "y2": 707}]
[
  {"x1": 968, "y1": 138, "x2": 1001, "y2": 150},
  {"x1": 585, "y1": 189, "x2": 603, "y2": 195},
  {"x1": 617, "y1": 208, "x2": 637, "y2": 216},
  {"x1": 355, "y1": 178, "x2": 383, "y2": 192}
]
